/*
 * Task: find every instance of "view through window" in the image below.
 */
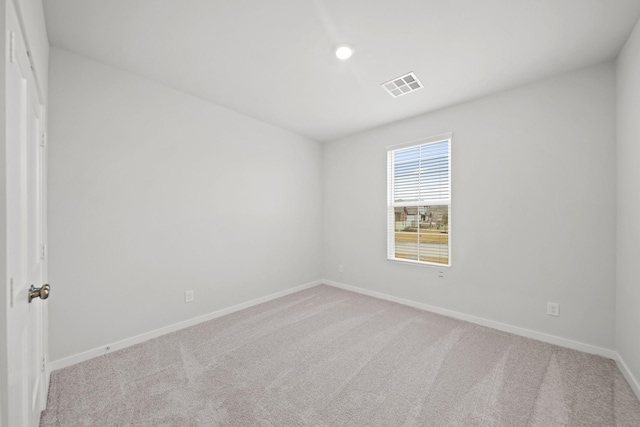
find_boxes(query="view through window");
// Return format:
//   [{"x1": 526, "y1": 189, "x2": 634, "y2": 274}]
[{"x1": 387, "y1": 134, "x2": 451, "y2": 266}]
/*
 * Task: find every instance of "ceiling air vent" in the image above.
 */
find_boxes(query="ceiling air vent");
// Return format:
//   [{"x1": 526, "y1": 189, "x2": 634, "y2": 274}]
[{"x1": 381, "y1": 72, "x2": 423, "y2": 98}]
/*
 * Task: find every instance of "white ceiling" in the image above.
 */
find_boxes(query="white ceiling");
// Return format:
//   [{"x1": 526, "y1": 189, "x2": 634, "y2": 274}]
[{"x1": 43, "y1": 0, "x2": 640, "y2": 142}]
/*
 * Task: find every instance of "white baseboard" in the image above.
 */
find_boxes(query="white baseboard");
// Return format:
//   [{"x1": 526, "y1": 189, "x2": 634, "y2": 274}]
[
  {"x1": 49, "y1": 280, "x2": 323, "y2": 371},
  {"x1": 323, "y1": 279, "x2": 616, "y2": 359},
  {"x1": 616, "y1": 353, "x2": 640, "y2": 400},
  {"x1": 50, "y1": 277, "x2": 639, "y2": 401}
]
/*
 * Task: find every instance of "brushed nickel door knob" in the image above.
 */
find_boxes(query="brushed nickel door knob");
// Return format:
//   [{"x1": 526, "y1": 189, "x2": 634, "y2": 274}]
[{"x1": 28, "y1": 284, "x2": 50, "y2": 303}]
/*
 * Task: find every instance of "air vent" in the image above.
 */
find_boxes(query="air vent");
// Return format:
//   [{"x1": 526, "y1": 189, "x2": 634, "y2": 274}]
[{"x1": 381, "y1": 72, "x2": 423, "y2": 98}]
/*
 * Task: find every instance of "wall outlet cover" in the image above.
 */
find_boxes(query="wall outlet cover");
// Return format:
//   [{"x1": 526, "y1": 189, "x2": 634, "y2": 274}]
[
  {"x1": 185, "y1": 290, "x2": 194, "y2": 303},
  {"x1": 547, "y1": 302, "x2": 559, "y2": 316}
]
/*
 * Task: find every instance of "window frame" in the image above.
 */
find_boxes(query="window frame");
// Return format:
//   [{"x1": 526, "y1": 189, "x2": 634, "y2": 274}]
[{"x1": 387, "y1": 132, "x2": 452, "y2": 268}]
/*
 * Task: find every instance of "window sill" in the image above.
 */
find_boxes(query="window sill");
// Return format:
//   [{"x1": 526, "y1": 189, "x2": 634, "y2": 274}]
[{"x1": 387, "y1": 257, "x2": 451, "y2": 269}]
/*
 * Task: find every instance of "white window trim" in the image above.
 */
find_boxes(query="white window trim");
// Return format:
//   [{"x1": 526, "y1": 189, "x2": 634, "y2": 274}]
[{"x1": 387, "y1": 132, "x2": 452, "y2": 268}]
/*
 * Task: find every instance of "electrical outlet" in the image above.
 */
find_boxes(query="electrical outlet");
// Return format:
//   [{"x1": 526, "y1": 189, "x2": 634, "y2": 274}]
[
  {"x1": 547, "y1": 302, "x2": 559, "y2": 316},
  {"x1": 438, "y1": 271, "x2": 444, "y2": 278},
  {"x1": 338, "y1": 264, "x2": 344, "y2": 273},
  {"x1": 185, "y1": 290, "x2": 194, "y2": 303}
]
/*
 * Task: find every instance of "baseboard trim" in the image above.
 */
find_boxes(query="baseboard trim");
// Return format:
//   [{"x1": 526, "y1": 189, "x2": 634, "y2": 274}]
[
  {"x1": 50, "y1": 278, "x2": 621, "y2": 372},
  {"x1": 49, "y1": 280, "x2": 323, "y2": 371},
  {"x1": 323, "y1": 279, "x2": 616, "y2": 359},
  {"x1": 616, "y1": 353, "x2": 640, "y2": 400}
]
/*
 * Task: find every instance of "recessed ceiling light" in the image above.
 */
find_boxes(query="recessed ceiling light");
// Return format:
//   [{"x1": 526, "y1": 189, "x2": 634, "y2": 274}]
[{"x1": 335, "y1": 44, "x2": 354, "y2": 60}]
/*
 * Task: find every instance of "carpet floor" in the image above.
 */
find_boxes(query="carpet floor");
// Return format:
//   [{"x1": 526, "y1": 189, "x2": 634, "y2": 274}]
[{"x1": 41, "y1": 285, "x2": 640, "y2": 426}]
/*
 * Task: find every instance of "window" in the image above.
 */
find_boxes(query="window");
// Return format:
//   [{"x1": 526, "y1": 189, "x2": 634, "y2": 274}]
[{"x1": 387, "y1": 133, "x2": 451, "y2": 266}]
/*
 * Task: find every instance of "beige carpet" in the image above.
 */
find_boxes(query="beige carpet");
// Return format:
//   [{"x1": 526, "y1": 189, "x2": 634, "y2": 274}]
[{"x1": 41, "y1": 285, "x2": 640, "y2": 426}]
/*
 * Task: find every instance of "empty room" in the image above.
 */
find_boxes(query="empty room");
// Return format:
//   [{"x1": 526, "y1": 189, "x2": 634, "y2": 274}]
[{"x1": 2, "y1": 0, "x2": 640, "y2": 425}]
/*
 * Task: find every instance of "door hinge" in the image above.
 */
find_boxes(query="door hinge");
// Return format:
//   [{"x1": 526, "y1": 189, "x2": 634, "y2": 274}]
[
  {"x1": 41, "y1": 244, "x2": 47, "y2": 260},
  {"x1": 41, "y1": 132, "x2": 47, "y2": 148},
  {"x1": 42, "y1": 355, "x2": 46, "y2": 371},
  {"x1": 9, "y1": 278, "x2": 14, "y2": 308},
  {"x1": 9, "y1": 31, "x2": 15, "y2": 63}
]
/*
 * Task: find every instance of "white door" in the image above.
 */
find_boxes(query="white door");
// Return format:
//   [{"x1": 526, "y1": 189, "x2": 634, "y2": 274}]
[{"x1": 6, "y1": 0, "x2": 49, "y2": 425}]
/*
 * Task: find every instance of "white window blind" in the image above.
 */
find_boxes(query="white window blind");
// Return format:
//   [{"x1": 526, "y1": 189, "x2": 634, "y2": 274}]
[{"x1": 387, "y1": 133, "x2": 451, "y2": 266}]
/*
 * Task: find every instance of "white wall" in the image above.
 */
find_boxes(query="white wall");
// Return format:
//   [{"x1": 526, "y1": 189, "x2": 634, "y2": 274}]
[
  {"x1": 323, "y1": 63, "x2": 616, "y2": 350},
  {"x1": 48, "y1": 48, "x2": 323, "y2": 362},
  {"x1": 616, "y1": 19, "x2": 640, "y2": 390}
]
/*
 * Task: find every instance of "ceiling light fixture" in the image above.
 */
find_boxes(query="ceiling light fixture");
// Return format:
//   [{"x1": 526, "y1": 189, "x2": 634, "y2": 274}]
[{"x1": 334, "y1": 44, "x2": 354, "y2": 60}]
